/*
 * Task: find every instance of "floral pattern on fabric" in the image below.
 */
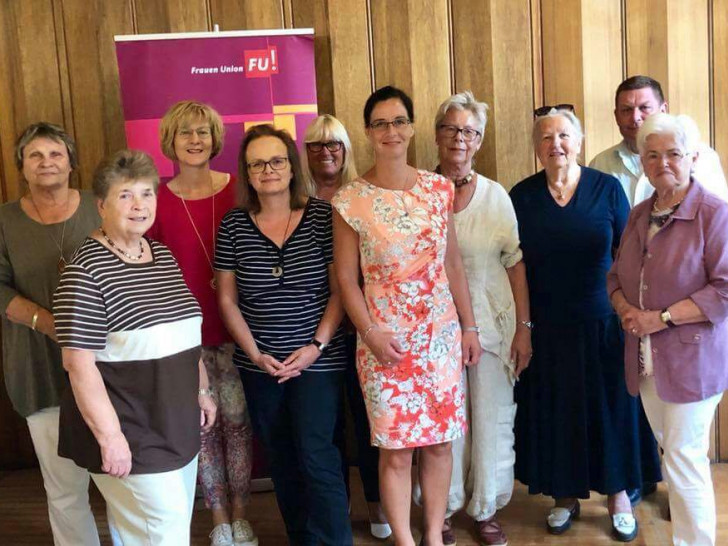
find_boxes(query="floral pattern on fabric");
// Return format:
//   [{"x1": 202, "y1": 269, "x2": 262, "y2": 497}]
[{"x1": 332, "y1": 170, "x2": 466, "y2": 449}]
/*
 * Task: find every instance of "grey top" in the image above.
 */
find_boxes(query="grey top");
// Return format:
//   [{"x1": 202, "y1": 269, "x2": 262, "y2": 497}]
[{"x1": 0, "y1": 190, "x2": 99, "y2": 417}]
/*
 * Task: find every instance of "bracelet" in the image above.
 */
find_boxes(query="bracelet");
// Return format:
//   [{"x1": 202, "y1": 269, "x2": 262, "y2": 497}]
[
  {"x1": 362, "y1": 324, "x2": 377, "y2": 341},
  {"x1": 462, "y1": 326, "x2": 480, "y2": 333},
  {"x1": 31, "y1": 309, "x2": 40, "y2": 331},
  {"x1": 519, "y1": 320, "x2": 534, "y2": 330},
  {"x1": 198, "y1": 388, "x2": 214, "y2": 397}
]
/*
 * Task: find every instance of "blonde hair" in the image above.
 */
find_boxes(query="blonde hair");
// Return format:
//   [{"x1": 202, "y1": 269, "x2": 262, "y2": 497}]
[
  {"x1": 159, "y1": 101, "x2": 224, "y2": 161},
  {"x1": 301, "y1": 115, "x2": 358, "y2": 187}
]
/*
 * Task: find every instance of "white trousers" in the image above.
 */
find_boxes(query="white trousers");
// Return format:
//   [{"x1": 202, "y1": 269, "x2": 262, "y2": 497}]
[
  {"x1": 26, "y1": 406, "x2": 101, "y2": 546},
  {"x1": 413, "y1": 351, "x2": 516, "y2": 521},
  {"x1": 640, "y1": 377, "x2": 723, "y2": 546},
  {"x1": 91, "y1": 455, "x2": 198, "y2": 546}
]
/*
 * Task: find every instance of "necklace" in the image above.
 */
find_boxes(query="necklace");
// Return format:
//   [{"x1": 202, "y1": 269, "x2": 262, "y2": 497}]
[
  {"x1": 435, "y1": 165, "x2": 475, "y2": 188},
  {"x1": 28, "y1": 191, "x2": 72, "y2": 274},
  {"x1": 252, "y1": 208, "x2": 294, "y2": 278},
  {"x1": 101, "y1": 228, "x2": 144, "y2": 261},
  {"x1": 178, "y1": 176, "x2": 217, "y2": 290}
]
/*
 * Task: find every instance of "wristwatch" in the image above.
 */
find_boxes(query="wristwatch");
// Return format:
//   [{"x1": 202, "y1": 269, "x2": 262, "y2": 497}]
[
  {"x1": 311, "y1": 338, "x2": 328, "y2": 352},
  {"x1": 660, "y1": 308, "x2": 676, "y2": 328}
]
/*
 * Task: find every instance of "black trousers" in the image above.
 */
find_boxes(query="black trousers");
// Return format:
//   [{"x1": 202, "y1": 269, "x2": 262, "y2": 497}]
[{"x1": 240, "y1": 368, "x2": 353, "y2": 546}]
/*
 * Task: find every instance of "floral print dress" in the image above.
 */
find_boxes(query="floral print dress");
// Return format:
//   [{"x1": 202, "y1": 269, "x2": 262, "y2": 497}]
[{"x1": 332, "y1": 170, "x2": 466, "y2": 449}]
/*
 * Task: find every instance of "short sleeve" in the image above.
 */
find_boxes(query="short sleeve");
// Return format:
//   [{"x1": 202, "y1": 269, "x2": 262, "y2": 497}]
[
  {"x1": 214, "y1": 212, "x2": 237, "y2": 271},
  {"x1": 53, "y1": 263, "x2": 108, "y2": 351}
]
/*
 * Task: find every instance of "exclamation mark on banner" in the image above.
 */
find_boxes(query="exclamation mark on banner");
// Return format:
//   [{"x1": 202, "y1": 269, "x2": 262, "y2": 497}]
[{"x1": 269, "y1": 47, "x2": 278, "y2": 73}]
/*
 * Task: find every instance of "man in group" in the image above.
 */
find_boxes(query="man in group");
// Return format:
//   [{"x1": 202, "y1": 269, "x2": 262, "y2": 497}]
[
  {"x1": 590, "y1": 75, "x2": 728, "y2": 507},
  {"x1": 590, "y1": 74, "x2": 727, "y2": 206}
]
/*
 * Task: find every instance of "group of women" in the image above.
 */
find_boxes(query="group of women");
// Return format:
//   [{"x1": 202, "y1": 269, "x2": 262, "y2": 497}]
[{"x1": 1, "y1": 84, "x2": 727, "y2": 546}]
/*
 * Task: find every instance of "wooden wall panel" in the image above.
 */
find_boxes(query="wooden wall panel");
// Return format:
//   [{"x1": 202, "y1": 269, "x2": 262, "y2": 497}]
[
  {"x1": 0, "y1": 0, "x2": 67, "y2": 202},
  {"x1": 625, "y1": 0, "x2": 669, "y2": 83},
  {"x1": 370, "y1": 0, "x2": 451, "y2": 170},
  {"x1": 291, "y1": 0, "x2": 335, "y2": 118},
  {"x1": 134, "y1": 0, "x2": 210, "y2": 34},
  {"x1": 451, "y1": 0, "x2": 535, "y2": 188},
  {"x1": 59, "y1": 0, "x2": 134, "y2": 190},
  {"x1": 326, "y1": 0, "x2": 373, "y2": 173},
  {"x1": 209, "y1": 0, "x2": 284, "y2": 30}
]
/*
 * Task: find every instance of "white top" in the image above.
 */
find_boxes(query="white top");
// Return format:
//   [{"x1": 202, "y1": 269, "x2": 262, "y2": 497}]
[
  {"x1": 590, "y1": 139, "x2": 728, "y2": 206},
  {"x1": 454, "y1": 174, "x2": 522, "y2": 381}
]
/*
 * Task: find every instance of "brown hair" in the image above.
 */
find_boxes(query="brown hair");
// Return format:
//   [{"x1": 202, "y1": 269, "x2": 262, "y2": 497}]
[
  {"x1": 237, "y1": 124, "x2": 312, "y2": 213},
  {"x1": 93, "y1": 149, "x2": 159, "y2": 200},
  {"x1": 159, "y1": 100, "x2": 224, "y2": 161},
  {"x1": 615, "y1": 75, "x2": 665, "y2": 107},
  {"x1": 15, "y1": 122, "x2": 79, "y2": 171}
]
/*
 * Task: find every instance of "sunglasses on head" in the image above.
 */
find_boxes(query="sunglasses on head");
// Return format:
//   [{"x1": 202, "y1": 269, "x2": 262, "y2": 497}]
[{"x1": 534, "y1": 104, "x2": 575, "y2": 118}]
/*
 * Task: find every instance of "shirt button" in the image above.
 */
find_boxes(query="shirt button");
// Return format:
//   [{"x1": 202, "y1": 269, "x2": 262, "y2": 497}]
[
  {"x1": 646, "y1": 253, "x2": 653, "y2": 259},
  {"x1": 642, "y1": 284, "x2": 648, "y2": 290},
  {"x1": 652, "y1": 347, "x2": 658, "y2": 354},
  {"x1": 694, "y1": 334, "x2": 701, "y2": 341}
]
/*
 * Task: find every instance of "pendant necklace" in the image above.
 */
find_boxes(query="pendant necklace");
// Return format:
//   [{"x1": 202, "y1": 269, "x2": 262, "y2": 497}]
[
  {"x1": 28, "y1": 192, "x2": 72, "y2": 274},
  {"x1": 253, "y1": 208, "x2": 294, "y2": 278},
  {"x1": 101, "y1": 228, "x2": 144, "y2": 261},
  {"x1": 178, "y1": 176, "x2": 218, "y2": 290}
]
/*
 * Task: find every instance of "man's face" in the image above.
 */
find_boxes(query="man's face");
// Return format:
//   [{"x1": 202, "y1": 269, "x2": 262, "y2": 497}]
[{"x1": 614, "y1": 87, "x2": 667, "y2": 147}]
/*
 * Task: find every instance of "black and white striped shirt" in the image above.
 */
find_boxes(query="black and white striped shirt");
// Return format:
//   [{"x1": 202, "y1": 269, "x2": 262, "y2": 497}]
[
  {"x1": 215, "y1": 198, "x2": 346, "y2": 372},
  {"x1": 53, "y1": 238, "x2": 203, "y2": 474}
]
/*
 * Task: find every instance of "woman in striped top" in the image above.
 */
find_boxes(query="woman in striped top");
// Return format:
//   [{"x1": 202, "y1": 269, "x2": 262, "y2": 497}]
[
  {"x1": 53, "y1": 150, "x2": 216, "y2": 546},
  {"x1": 216, "y1": 124, "x2": 352, "y2": 545}
]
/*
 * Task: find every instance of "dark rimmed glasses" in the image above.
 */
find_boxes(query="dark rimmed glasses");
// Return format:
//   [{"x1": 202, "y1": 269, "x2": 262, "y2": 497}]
[
  {"x1": 368, "y1": 117, "x2": 412, "y2": 132},
  {"x1": 247, "y1": 157, "x2": 289, "y2": 174},
  {"x1": 534, "y1": 104, "x2": 575, "y2": 118},
  {"x1": 306, "y1": 141, "x2": 343, "y2": 153},
  {"x1": 437, "y1": 124, "x2": 482, "y2": 142}
]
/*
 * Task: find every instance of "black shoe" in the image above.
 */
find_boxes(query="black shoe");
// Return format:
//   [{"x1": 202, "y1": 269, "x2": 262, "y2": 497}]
[
  {"x1": 547, "y1": 500, "x2": 580, "y2": 535},
  {"x1": 627, "y1": 488, "x2": 642, "y2": 506}
]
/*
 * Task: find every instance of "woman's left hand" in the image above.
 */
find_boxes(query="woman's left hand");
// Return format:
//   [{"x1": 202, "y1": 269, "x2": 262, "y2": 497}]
[
  {"x1": 462, "y1": 331, "x2": 482, "y2": 367},
  {"x1": 277, "y1": 344, "x2": 321, "y2": 383},
  {"x1": 198, "y1": 393, "x2": 217, "y2": 432},
  {"x1": 623, "y1": 309, "x2": 666, "y2": 337},
  {"x1": 511, "y1": 326, "x2": 533, "y2": 378}
]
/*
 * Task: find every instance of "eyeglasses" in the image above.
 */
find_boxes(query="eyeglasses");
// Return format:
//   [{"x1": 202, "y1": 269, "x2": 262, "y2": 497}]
[
  {"x1": 177, "y1": 127, "x2": 212, "y2": 139},
  {"x1": 437, "y1": 124, "x2": 482, "y2": 142},
  {"x1": 247, "y1": 157, "x2": 289, "y2": 174},
  {"x1": 306, "y1": 141, "x2": 343, "y2": 153},
  {"x1": 643, "y1": 150, "x2": 687, "y2": 164},
  {"x1": 368, "y1": 117, "x2": 412, "y2": 132},
  {"x1": 534, "y1": 104, "x2": 575, "y2": 118}
]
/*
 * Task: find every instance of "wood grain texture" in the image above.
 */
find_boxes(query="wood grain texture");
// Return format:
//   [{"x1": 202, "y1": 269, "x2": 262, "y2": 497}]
[
  {"x1": 133, "y1": 0, "x2": 209, "y2": 34},
  {"x1": 625, "y1": 0, "x2": 669, "y2": 84},
  {"x1": 59, "y1": 0, "x2": 133, "y2": 190},
  {"x1": 291, "y1": 0, "x2": 334, "y2": 116},
  {"x1": 327, "y1": 0, "x2": 374, "y2": 172},
  {"x1": 580, "y1": 0, "x2": 623, "y2": 162},
  {"x1": 208, "y1": 0, "x2": 284, "y2": 31}
]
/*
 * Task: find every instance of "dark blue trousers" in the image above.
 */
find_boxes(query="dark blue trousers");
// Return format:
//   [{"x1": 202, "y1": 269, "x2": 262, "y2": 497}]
[{"x1": 240, "y1": 368, "x2": 353, "y2": 546}]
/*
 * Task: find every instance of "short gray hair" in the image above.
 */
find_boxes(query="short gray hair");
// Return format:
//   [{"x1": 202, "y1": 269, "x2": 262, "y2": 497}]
[
  {"x1": 532, "y1": 108, "x2": 583, "y2": 147},
  {"x1": 15, "y1": 122, "x2": 78, "y2": 171},
  {"x1": 92, "y1": 150, "x2": 159, "y2": 200},
  {"x1": 434, "y1": 91, "x2": 488, "y2": 134},
  {"x1": 636, "y1": 113, "x2": 699, "y2": 155}
]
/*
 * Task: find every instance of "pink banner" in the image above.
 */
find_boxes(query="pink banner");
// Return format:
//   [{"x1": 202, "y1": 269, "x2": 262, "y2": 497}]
[{"x1": 115, "y1": 30, "x2": 318, "y2": 180}]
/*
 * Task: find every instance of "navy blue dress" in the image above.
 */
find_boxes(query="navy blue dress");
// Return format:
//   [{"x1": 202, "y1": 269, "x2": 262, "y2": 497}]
[{"x1": 510, "y1": 166, "x2": 643, "y2": 498}]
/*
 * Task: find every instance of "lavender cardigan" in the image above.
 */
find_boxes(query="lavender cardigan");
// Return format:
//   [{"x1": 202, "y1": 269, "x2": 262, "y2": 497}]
[{"x1": 607, "y1": 180, "x2": 728, "y2": 403}]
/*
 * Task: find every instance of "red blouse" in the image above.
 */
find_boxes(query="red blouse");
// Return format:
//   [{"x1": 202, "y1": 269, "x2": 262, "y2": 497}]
[{"x1": 148, "y1": 176, "x2": 238, "y2": 346}]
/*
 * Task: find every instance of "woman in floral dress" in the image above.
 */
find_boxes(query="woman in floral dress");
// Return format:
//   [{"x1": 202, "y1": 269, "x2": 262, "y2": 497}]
[{"x1": 333, "y1": 86, "x2": 481, "y2": 546}]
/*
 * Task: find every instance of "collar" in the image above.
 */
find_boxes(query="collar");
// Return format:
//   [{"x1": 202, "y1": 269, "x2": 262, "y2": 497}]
[
  {"x1": 670, "y1": 179, "x2": 703, "y2": 221},
  {"x1": 615, "y1": 140, "x2": 641, "y2": 177}
]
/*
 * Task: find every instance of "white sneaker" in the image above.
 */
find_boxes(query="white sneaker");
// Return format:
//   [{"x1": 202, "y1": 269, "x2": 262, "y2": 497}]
[
  {"x1": 370, "y1": 522, "x2": 392, "y2": 539},
  {"x1": 209, "y1": 523, "x2": 234, "y2": 546},
  {"x1": 232, "y1": 519, "x2": 259, "y2": 546}
]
